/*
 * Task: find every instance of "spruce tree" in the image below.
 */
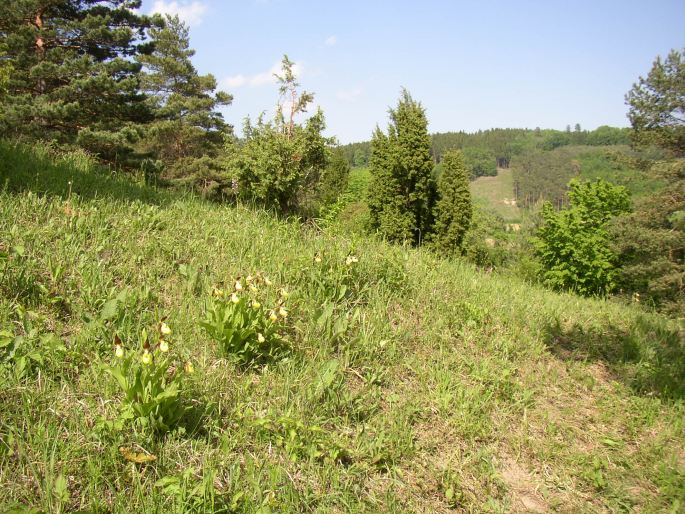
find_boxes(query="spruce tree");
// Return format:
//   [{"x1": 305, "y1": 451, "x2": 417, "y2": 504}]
[
  {"x1": 0, "y1": 0, "x2": 154, "y2": 161},
  {"x1": 136, "y1": 15, "x2": 232, "y2": 194},
  {"x1": 368, "y1": 89, "x2": 434, "y2": 244},
  {"x1": 430, "y1": 150, "x2": 472, "y2": 255}
]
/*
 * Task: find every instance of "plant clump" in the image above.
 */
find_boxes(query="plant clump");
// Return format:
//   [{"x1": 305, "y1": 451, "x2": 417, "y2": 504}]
[{"x1": 201, "y1": 272, "x2": 290, "y2": 366}]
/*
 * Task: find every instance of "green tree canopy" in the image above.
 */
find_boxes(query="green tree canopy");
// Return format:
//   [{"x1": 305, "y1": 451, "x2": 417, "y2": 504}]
[
  {"x1": 626, "y1": 48, "x2": 685, "y2": 156},
  {"x1": 0, "y1": 0, "x2": 154, "y2": 161},
  {"x1": 368, "y1": 89, "x2": 435, "y2": 245},
  {"x1": 430, "y1": 150, "x2": 472, "y2": 255},
  {"x1": 136, "y1": 14, "x2": 232, "y2": 194},
  {"x1": 225, "y1": 55, "x2": 332, "y2": 213},
  {"x1": 533, "y1": 179, "x2": 631, "y2": 296},
  {"x1": 461, "y1": 146, "x2": 496, "y2": 178}
]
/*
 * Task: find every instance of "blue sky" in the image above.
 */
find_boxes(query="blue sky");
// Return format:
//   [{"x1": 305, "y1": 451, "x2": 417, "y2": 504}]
[{"x1": 142, "y1": 0, "x2": 685, "y2": 144}]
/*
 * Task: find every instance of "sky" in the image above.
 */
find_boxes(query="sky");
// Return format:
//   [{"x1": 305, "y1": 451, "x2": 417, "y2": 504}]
[{"x1": 141, "y1": 0, "x2": 685, "y2": 144}]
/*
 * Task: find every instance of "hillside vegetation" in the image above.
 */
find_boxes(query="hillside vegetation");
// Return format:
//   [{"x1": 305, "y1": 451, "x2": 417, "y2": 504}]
[
  {"x1": 1, "y1": 142, "x2": 683, "y2": 513},
  {"x1": 470, "y1": 168, "x2": 521, "y2": 223}
]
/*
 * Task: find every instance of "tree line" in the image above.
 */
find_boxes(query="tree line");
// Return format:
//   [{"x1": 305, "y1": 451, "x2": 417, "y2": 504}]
[{"x1": 0, "y1": 0, "x2": 349, "y2": 214}]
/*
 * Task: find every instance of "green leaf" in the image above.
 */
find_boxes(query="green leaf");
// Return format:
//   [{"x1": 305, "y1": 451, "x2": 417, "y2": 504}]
[{"x1": 100, "y1": 298, "x2": 119, "y2": 321}]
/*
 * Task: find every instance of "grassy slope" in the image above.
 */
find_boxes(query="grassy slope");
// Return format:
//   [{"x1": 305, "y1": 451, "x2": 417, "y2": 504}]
[
  {"x1": 0, "y1": 142, "x2": 684, "y2": 513},
  {"x1": 470, "y1": 168, "x2": 522, "y2": 224}
]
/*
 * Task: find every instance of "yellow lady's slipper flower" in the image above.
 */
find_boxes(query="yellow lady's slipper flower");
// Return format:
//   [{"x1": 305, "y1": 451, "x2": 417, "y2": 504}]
[
  {"x1": 264, "y1": 277, "x2": 273, "y2": 286},
  {"x1": 278, "y1": 307, "x2": 288, "y2": 318},
  {"x1": 251, "y1": 300, "x2": 261, "y2": 310},
  {"x1": 231, "y1": 292, "x2": 240, "y2": 304},
  {"x1": 278, "y1": 288, "x2": 289, "y2": 298},
  {"x1": 159, "y1": 340, "x2": 169, "y2": 353},
  {"x1": 249, "y1": 284, "x2": 258, "y2": 293},
  {"x1": 234, "y1": 280, "x2": 243, "y2": 292},
  {"x1": 246, "y1": 275, "x2": 254, "y2": 284},
  {"x1": 257, "y1": 333, "x2": 265, "y2": 343},
  {"x1": 268, "y1": 310, "x2": 278, "y2": 322},
  {"x1": 345, "y1": 255, "x2": 359, "y2": 265},
  {"x1": 115, "y1": 345, "x2": 124, "y2": 359},
  {"x1": 160, "y1": 322, "x2": 171, "y2": 336},
  {"x1": 141, "y1": 350, "x2": 152, "y2": 365},
  {"x1": 184, "y1": 361, "x2": 194, "y2": 374},
  {"x1": 212, "y1": 287, "x2": 224, "y2": 297}
]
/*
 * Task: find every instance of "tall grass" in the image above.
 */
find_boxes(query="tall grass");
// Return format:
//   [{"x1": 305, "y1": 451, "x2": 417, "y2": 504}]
[{"x1": 0, "y1": 141, "x2": 683, "y2": 512}]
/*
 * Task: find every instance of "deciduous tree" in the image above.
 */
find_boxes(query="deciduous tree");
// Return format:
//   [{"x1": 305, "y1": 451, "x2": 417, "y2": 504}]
[{"x1": 533, "y1": 179, "x2": 631, "y2": 296}]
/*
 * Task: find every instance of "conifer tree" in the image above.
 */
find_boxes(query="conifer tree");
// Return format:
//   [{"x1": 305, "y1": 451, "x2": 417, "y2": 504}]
[
  {"x1": 368, "y1": 89, "x2": 434, "y2": 244},
  {"x1": 136, "y1": 15, "x2": 232, "y2": 193},
  {"x1": 0, "y1": 0, "x2": 154, "y2": 161},
  {"x1": 430, "y1": 150, "x2": 472, "y2": 254}
]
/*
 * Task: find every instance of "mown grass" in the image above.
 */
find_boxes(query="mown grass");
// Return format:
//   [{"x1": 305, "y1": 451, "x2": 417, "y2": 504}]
[{"x1": 0, "y1": 140, "x2": 683, "y2": 513}]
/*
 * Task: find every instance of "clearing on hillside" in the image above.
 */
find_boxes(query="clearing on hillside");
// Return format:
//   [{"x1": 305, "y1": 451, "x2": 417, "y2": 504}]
[{"x1": 470, "y1": 167, "x2": 522, "y2": 223}]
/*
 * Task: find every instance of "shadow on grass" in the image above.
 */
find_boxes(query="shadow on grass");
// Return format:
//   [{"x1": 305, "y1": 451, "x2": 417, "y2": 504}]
[
  {"x1": 545, "y1": 314, "x2": 685, "y2": 400},
  {"x1": 0, "y1": 140, "x2": 171, "y2": 206}
]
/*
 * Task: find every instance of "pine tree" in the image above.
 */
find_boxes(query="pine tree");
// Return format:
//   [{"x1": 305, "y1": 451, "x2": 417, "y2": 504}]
[
  {"x1": 136, "y1": 15, "x2": 232, "y2": 194},
  {"x1": 0, "y1": 43, "x2": 11, "y2": 96},
  {"x1": 368, "y1": 89, "x2": 435, "y2": 244},
  {"x1": 430, "y1": 150, "x2": 472, "y2": 255},
  {"x1": 0, "y1": 0, "x2": 154, "y2": 162},
  {"x1": 626, "y1": 48, "x2": 685, "y2": 156}
]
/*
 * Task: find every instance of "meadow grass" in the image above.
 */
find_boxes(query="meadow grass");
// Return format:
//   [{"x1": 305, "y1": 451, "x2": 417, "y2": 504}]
[
  {"x1": 0, "y1": 141, "x2": 683, "y2": 513},
  {"x1": 469, "y1": 168, "x2": 521, "y2": 224}
]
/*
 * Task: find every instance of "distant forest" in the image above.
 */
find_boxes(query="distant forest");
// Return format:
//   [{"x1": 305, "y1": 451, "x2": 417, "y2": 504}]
[{"x1": 340, "y1": 126, "x2": 631, "y2": 170}]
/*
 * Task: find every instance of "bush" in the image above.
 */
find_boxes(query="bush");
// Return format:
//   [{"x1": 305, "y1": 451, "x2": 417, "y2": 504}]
[{"x1": 533, "y1": 179, "x2": 631, "y2": 296}]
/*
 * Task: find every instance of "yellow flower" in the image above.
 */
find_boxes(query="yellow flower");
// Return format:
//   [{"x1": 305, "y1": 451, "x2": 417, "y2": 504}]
[
  {"x1": 278, "y1": 288, "x2": 289, "y2": 299},
  {"x1": 159, "y1": 340, "x2": 169, "y2": 353},
  {"x1": 257, "y1": 333, "x2": 265, "y2": 343},
  {"x1": 278, "y1": 307, "x2": 288, "y2": 318},
  {"x1": 234, "y1": 280, "x2": 243, "y2": 292},
  {"x1": 115, "y1": 345, "x2": 124, "y2": 359},
  {"x1": 249, "y1": 284, "x2": 258, "y2": 293},
  {"x1": 251, "y1": 300, "x2": 261, "y2": 310},
  {"x1": 345, "y1": 255, "x2": 359, "y2": 265},
  {"x1": 264, "y1": 277, "x2": 273, "y2": 286},
  {"x1": 314, "y1": 253, "x2": 322, "y2": 263},
  {"x1": 231, "y1": 292, "x2": 240, "y2": 304},
  {"x1": 141, "y1": 350, "x2": 152, "y2": 365},
  {"x1": 160, "y1": 322, "x2": 171, "y2": 336},
  {"x1": 246, "y1": 275, "x2": 254, "y2": 284},
  {"x1": 268, "y1": 310, "x2": 278, "y2": 322},
  {"x1": 184, "y1": 361, "x2": 194, "y2": 374},
  {"x1": 212, "y1": 287, "x2": 224, "y2": 297}
]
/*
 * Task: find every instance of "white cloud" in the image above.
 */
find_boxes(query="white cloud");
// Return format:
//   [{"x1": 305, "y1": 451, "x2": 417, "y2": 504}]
[
  {"x1": 324, "y1": 35, "x2": 337, "y2": 46},
  {"x1": 336, "y1": 87, "x2": 364, "y2": 102},
  {"x1": 222, "y1": 60, "x2": 304, "y2": 89},
  {"x1": 150, "y1": 1, "x2": 208, "y2": 27},
  {"x1": 224, "y1": 75, "x2": 247, "y2": 88}
]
